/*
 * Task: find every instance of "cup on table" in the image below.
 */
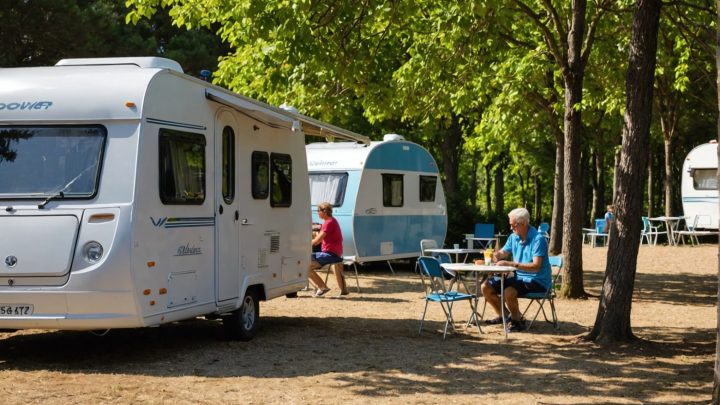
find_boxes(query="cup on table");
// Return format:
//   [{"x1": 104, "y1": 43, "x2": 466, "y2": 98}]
[
  {"x1": 453, "y1": 243, "x2": 459, "y2": 250},
  {"x1": 484, "y1": 248, "x2": 494, "y2": 265}
]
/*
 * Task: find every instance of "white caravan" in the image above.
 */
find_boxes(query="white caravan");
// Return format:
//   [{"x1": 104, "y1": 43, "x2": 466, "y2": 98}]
[
  {"x1": 681, "y1": 141, "x2": 719, "y2": 230},
  {"x1": 306, "y1": 135, "x2": 447, "y2": 265},
  {"x1": 0, "y1": 57, "x2": 368, "y2": 339}
]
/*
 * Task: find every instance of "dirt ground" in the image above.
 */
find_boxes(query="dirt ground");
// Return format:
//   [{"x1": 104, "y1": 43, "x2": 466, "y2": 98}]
[{"x1": 0, "y1": 244, "x2": 716, "y2": 404}]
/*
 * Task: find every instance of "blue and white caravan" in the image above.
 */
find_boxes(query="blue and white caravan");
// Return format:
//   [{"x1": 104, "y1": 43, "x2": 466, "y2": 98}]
[
  {"x1": 0, "y1": 57, "x2": 368, "y2": 339},
  {"x1": 306, "y1": 134, "x2": 447, "y2": 267},
  {"x1": 681, "y1": 141, "x2": 719, "y2": 230}
]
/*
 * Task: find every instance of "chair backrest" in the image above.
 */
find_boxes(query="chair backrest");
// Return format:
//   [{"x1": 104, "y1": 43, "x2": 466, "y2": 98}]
[
  {"x1": 641, "y1": 216, "x2": 650, "y2": 232},
  {"x1": 594, "y1": 219, "x2": 606, "y2": 233},
  {"x1": 474, "y1": 223, "x2": 495, "y2": 238},
  {"x1": 418, "y1": 256, "x2": 443, "y2": 278},
  {"x1": 420, "y1": 239, "x2": 438, "y2": 256},
  {"x1": 549, "y1": 255, "x2": 563, "y2": 285},
  {"x1": 539, "y1": 222, "x2": 550, "y2": 234}
]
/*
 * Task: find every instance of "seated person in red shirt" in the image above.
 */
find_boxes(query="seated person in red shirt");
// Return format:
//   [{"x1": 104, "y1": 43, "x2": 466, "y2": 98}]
[{"x1": 308, "y1": 202, "x2": 348, "y2": 297}]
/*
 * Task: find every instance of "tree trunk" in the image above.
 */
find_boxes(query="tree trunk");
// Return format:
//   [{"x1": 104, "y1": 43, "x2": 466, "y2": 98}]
[
  {"x1": 587, "y1": 0, "x2": 661, "y2": 344},
  {"x1": 485, "y1": 164, "x2": 492, "y2": 214},
  {"x1": 534, "y1": 173, "x2": 541, "y2": 223},
  {"x1": 494, "y1": 162, "x2": 505, "y2": 220},
  {"x1": 549, "y1": 137, "x2": 564, "y2": 254},
  {"x1": 712, "y1": 0, "x2": 720, "y2": 400},
  {"x1": 439, "y1": 115, "x2": 463, "y2": 197},
  {"x1": 470, "y1": 151, "x2": 480, "y2": 211},
  {"x1": 559, "y1": 0, "x2": 588, "y2": 299},
  {"x1": 663, "y1": 137, "x2": 675, "y2": 216},
  {"x1": 647, "y1": 153, "x2": 654, "y2": 217}
]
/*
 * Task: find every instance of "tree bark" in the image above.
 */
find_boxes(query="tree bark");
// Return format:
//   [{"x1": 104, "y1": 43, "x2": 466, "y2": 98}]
[
  {"x1": 588, "y1": 0, "x2": 661, "y2": 344},
  {"x1": 494, "y1": 161, "x2": 505, "y2": 220},
  {"x1": 559, "y1": 0, "x2": 588, "y2": 299},
  {"x1": 485, "y1": 164, "x2": 492, "y2": 214},
  {"x1": 549, "y1": 127, "x2": 565, "y2": 255},
  {"x1": 534, "y1": 173, "x2": 541, "y2": 223},
  {"x1": 712, "y1": 0, "x2": 720, "y2": 401},
  {"x1": 439, "y1": 115, "x2": 463, "y2": 197}
]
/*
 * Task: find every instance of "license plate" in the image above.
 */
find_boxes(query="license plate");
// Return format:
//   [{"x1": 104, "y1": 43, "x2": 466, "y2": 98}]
[{"x1": 0, "y1": 304, "x2": 33, "y2": 316}]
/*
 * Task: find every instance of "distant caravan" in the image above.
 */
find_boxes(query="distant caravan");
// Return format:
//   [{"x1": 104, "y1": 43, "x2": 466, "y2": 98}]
[
  {"x1": 0, "y1": 57, "x2": 368, "y2": 339},
  {"x1": 681, "y1": 141, "x2": 719, "y2": 230},
  {"x1": 306, "y1": 134, "x2": 448, "y2": 267}
]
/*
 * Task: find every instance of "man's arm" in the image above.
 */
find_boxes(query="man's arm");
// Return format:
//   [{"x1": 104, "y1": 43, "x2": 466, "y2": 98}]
[{"x1": 312, "y1": 231, "x2": 326, "y2": 246}]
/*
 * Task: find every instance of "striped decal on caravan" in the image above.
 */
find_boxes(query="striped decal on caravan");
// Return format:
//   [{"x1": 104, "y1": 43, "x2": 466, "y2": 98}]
[{"x1": 163, "y1": 217, "x2": 215, "y2": 228}]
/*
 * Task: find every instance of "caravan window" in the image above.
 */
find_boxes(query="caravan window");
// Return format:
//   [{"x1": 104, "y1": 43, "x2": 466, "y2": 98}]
[
  {"x1": 270, "y1": 153, "x2": 292, "y2": 207},
  {"x1": 693, "y1": 169, "x2": 718, "y2": 190},
  {"x1": 419, "y1": 175, "x2": 437, "y2": 202},
  {"x1": 159, "y1": 129, "x2": 206, "y2": 205},
  {"x1": 309, "y1": 172, "x2": 348, "y2": 206},
  {"x1": 0, "y1": 126, "x2": 105, "y2": 198},
  {"x1": 252, "y1": 151, "x2": 269, "y2": 199},
  {"x1": 382, "y1": 173, "x2": 404, "y2": 207},
  {"x1": 221, "y1": 126, "x2": 235, "y2": 204}
]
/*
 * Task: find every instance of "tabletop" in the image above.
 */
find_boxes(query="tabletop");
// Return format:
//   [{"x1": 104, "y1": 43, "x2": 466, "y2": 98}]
[
  {"x1": 440, "y1": 263, "x2": 515, "y2": 273},
  {"x1": 425, "y1": 248, "x2": 483, "y2": 254}
]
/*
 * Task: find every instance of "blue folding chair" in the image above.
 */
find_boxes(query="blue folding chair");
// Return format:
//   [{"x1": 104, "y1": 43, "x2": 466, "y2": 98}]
[
  {"x1": 591, "y1": 219, "x2": 608, "y2": 247},
  {"x1": 467, "y1": 223, "x2": 496, "y2": 249},
  {"x1": 417, "y1": 256, "x2": 481, "y2": 340},
  {"x1": 538, "y1": 222, "x2": 550, "y2": 240},
  {"x1": 520, "y1": 256, "x2": 563, "y2": 330}
]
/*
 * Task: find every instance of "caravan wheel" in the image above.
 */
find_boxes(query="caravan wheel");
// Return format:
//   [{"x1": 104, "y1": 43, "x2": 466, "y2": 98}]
[{"x1": 223, "y1": 290, "x2": 260, "y2": 341}]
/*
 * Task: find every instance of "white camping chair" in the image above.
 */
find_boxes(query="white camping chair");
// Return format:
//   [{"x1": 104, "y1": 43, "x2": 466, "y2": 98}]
[{"x1": 675, "y1": 215, "x2": 717, "y2": 246}]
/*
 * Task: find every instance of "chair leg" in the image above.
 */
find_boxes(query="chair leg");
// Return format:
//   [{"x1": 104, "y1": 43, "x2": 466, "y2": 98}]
[
  {"x1": 419, "y1": 300, "x2": 430, "y2": 335},
  {"x1": 351, "y1": 262, "x2": 361, "y2": 293},
  {"x1": 548, "y1": 298, "x2": 558, "y2": 329}
]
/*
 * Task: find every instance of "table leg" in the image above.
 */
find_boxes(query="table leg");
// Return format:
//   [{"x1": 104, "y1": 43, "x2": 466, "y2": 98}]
[{"x1": 500, "y1": 275, "x2": 507, "y2": 339}]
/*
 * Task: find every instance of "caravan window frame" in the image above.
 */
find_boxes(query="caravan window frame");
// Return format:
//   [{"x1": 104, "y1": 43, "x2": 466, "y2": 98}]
[
  {"x1": 419, "y1": 175, "x2": 437, "y2": 202},
  {"x1": 251, "y1": 151, "x2": 269, "y2": 199},
  {"x1": 158, "y1": 128, "x2": 206, "y2": 205},
  {"x1": 221, "y1": 126, "x2": 235, "y2": 204},
  {"x1": 270, "y1": 153, "x2": 292, "y2": 207},
  {"x1": 0, "y1": 125, "x2": 107, "y2": 200},
  {"x1": 692, "y1": 168, "x2": 718, "y2": 190},
  {"x1": 382, "y1": 173, "x2": 404, "y2": 207},
  {"x1": 309, "y1": 172, "x2": 349, "y2": 207}
]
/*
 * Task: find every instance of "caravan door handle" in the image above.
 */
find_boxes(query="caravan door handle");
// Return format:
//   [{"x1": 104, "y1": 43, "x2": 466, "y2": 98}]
[
  {"x1": 234, "y1": 211, "x2": 239, "y2": 221},
  {"x1": 218, "y1": 205, "x2": 224, "y2": 215}
]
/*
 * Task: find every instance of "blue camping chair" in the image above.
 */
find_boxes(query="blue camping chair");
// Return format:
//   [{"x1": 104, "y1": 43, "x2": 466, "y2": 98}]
[
  {"x1": 590, "y1": 219, "x2": 608, "y2": 247},
  {"x1": 538, "y1": 222, "x2": 550, "y2": 241},
  {"x1": 466, "y1": 223, "x2": 496, "y2": 249},
  {"x1": 520, "y1": 256, "x2": 563, "y2": 330},
  {"x1": 417, "y1": 256, "x2": 481, "y2": 340}
]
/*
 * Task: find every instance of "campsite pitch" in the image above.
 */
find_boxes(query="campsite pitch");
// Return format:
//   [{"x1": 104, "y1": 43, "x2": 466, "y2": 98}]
[{"x1": 0, "y1": 245, "x2": 714, "y2": 404}]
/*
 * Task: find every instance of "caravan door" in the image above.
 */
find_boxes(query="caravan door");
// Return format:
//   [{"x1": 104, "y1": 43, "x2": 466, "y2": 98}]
[{"x1": 215, "y1": 110, "x2": 241, "y2": 302}]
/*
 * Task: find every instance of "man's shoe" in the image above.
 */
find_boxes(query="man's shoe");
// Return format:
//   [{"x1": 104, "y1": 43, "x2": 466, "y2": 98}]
[
  {"x1": 506, "y1": 319, "x2": 526, "y2": 333},
  {"x1": 484, "y1": 315, "x2": 510, "y2": 325}
]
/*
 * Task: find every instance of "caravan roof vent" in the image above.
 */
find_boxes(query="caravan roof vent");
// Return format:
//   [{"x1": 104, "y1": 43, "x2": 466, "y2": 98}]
[
  {"x1": 383, "y1": 134, "x2": 405, "y2": 142},
  {"x1": 279, "y1": 104, "x2": 299, "y2": 114},
  {"x1": 55, "y1": 57, "x2": 184, "y2": 73}
]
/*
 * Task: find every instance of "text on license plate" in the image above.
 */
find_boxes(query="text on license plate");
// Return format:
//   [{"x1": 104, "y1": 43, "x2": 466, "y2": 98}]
[{"x1": 0, "y1": 304, "x2": 34, "y2": 316}]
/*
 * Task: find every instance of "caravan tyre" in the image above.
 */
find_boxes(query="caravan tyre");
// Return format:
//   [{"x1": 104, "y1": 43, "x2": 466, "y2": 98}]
[{"x1": 223, "y1": 290, "x2": 259, "y2": 341}]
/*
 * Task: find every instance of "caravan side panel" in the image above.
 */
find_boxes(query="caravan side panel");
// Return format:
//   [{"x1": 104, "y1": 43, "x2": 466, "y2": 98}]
[
  {"x1": 353, "y1": 142, "x2": 447, "y2": 261},
  {"x1": 681, "y1": 142, "x2": 719, "y2": 230}
]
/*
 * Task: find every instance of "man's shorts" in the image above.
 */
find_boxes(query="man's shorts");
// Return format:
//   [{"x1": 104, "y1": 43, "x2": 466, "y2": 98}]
[
  {"x1": 311, "y1": 251, "x2": 343, "y2": 266},
  {"x1": 486, "y1": 275, "x2": 547, "y2": 296}
]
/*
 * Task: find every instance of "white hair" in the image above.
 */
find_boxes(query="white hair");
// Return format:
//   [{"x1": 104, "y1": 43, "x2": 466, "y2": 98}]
[{"x1": 508, "y1": 207, "x2": 530, "y2": 225}]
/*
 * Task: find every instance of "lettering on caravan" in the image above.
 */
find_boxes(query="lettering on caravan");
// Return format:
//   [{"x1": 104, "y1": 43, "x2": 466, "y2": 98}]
[{"x1": 0, "y1": 101, "x2": 53, "y2": 111}]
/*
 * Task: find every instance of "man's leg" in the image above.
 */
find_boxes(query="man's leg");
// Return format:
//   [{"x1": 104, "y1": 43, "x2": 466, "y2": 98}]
[
  {"x1": 308, "y1": 260, "x2": 327, "y2": 290},
  {"x1": 333, "y1": 264, "x2": 348, "y2": 294},
  {"x1": 481, "y1": 280, "x2": 507, "y2": 317},
  {"x1": 503, "y1": 286, "x2": 522, "y2": 321}
]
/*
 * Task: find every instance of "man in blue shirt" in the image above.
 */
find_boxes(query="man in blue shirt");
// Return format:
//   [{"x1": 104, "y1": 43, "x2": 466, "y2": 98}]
[{"x1": 480, "y1": 207, "x2": 552, "y2": 332}]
